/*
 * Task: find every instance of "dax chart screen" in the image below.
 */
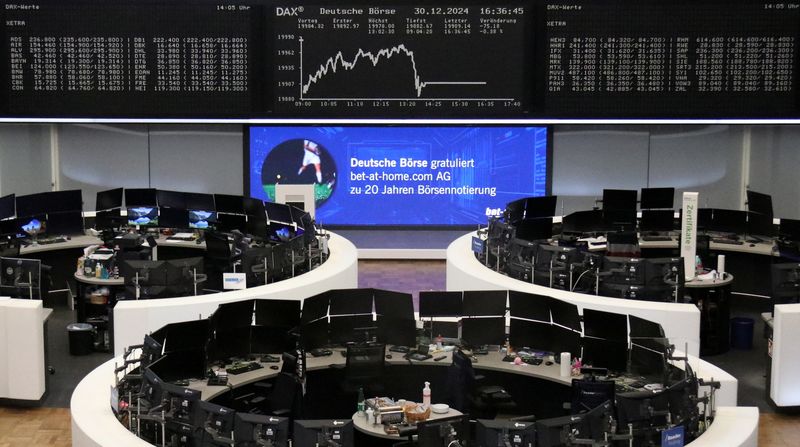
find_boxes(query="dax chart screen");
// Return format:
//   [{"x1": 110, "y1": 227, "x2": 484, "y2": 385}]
[
  {"x1": 270, "y1": 4, "x2": 532, "y2": 117},
  {"x1": 248, "y1": 125, "x2": 550, "y2": 226}
]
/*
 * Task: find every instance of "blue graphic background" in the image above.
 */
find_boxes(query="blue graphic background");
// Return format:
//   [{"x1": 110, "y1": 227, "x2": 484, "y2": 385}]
[{"x1": 249, "y1": 126, "x2": 548, "y2": 225}]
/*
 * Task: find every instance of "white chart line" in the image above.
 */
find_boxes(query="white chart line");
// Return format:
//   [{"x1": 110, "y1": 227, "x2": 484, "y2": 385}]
[
  {"x1": 299, "y1": 37, "x2": 490, "y2": 99},
  {"x1": 300, "y1": 98, "x2": 515, "y2": 101}
]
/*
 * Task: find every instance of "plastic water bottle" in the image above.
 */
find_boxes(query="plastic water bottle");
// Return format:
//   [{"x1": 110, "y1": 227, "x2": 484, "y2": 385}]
[
  {"x1": 422, "y1": 381, "x2": 431, "y2": 407},
  {"x1": 357, "y1": 387, "x2": 365, "y2": 415}
]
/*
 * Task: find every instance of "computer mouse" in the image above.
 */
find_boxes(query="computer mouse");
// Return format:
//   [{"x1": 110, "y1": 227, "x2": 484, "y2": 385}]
[
  {"x1": 270, "y1": 365, "x2": 279, "y2": 370},
  {"x1": 750, "y1": 243, "x2": 756, "y2": 247},
  {"x1": 545, "y1": 361, "x2": 554, "y2": 366},
  {"x1": 385, "y1": 354, "x2": 392, "y2": 359}
]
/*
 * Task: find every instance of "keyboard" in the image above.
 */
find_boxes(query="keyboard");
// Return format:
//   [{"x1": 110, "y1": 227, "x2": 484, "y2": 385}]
[
  {"x1": 389, "y1": 345, "x2": 410, "y2": 353},
  {"x1": 641, "y1": 235, "x2": 673, "y2": 242},
  {"x1": 37, "y1": 237, "x2": 67, "y2": 245},
  {"x1": 522, "y1": 357, "x2": 543, "y2": 365},
  {"x1": 310, "y1": 348, "x2": 332, "y2": 357},
  {"x1": 167, "y1": 235, "x2": 195, "y2": 242},
  {"x1": 712, "y1": 238, "x2": 744, "y2": 245},
  {"x1": 407, "y1": 353, "x2": 433, "y2": 361},
  {"x1": 226, "y1": 362, "x2": 263, "y2": 375}
]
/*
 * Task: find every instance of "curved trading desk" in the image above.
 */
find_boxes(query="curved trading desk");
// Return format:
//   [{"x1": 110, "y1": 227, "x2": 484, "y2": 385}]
[
  {"x1": 71, "y1": 347, "x2": 754, "y2": 447},
  {"x1": 447, "y1": 233, "x2": 703, "y2": 357},
  {"x1": 112, "y1": 232, "x2": 358, "y2": 355}
]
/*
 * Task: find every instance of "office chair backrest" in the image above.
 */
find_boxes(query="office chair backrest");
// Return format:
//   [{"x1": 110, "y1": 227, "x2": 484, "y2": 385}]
[
  {"x1": 204, "y1": 232, "x2": 232, "y2": 260},
  {"x1": 269, "y1": 372, "x2": 301, "y2": 416},
  {"x1": 345, "y1": 344, "x2": 385, "y2": 383},
  {"x1": 570, "y1": 378, "x2": 616, "y2": 414}
]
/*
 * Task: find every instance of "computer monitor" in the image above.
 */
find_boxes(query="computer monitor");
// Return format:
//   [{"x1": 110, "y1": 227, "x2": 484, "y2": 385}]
[
  {"x1": 19, "y1": 215, "x2": 46, "y2": 238},
  {"x1": 416, "y1": 414, "x2": 470, "y2": 447},
  {"x1": 157, "y1": 190, "x2": 187, "y2": 209},
  {"x1": 709, "y1": 209, "x2": 747, "y2": 235},
  {"x1": 603, "y1": 189, "x2": 638, "y2": 227},
  {"x1": 293, "y1": 420, "x2": 353, "y2": 447},
  {"x1": 561, "y1": 209, "x2": 605, "y2": 234},
  {"x1": 374, "y1": 289, "x2": 415, "y2": 320},
  {"x1": 159, "y1": 382, "x2": 202, "y2": 424},
  {"x1": 0, "y1": 194, "x2": 15, "y2": 220},
  {"x1": 127, "y1": 206, "x2": 159, "y2": 226},
  {"x1": 639, "y1": 209, "x2": 675, "y2": 233},
  {"x1": 264, "y1": 202, "x2": 294, "y2": 225},
  {"x1": 581, "y1": 337, "x2": 628, "y2": 373},
  {"x1": 139, "y1": 367, "x2": 165, "y2": 408},
  {"x1": 536, "y1": 400, "x2": 613, "y2": 447},
  {"x1": 188, "y1": 209, "x2": 217, "y2": 230},
  {"x1": 644, "y1": 257, "x2": 684, "y2": 301},
  {"x1": 163, "y1": 319, "x2": 210, "y2": 353},
  {"x1": 234, "y1": 414, "x2": 289, "y2": 447},
  {"x1": 550, "y1": 325, "x2": 581, "y2": 358},
  {"x1": 210, "y1": 299, "x2": 255, "y2": 330},
  {"x1": 695, "y1": 208, "x2": 712, "y2": 231},
  {"x1": 746, "y1": 212, "x2": 777, "y2": 238},
  {"x1": 628, "y1": 315, "x2": 665, "y2": 339},
  {"x1": 255, "y1": 299, "x2": 301, "y2": 328},
  {"x1": 125, "y1": 188, "x2": 158, "y2": 207},
  {"x1": 46, "y1": 211, "x2": 84, "y2": 235},
  {"x1": 329, "y1": 288, "x2": 374, "y2": 315},
  {"x1": 548, "y1": 297, "x2": 581, "y2": 331},
  {"x1": 215, "y1": 213, "x2": 247, "y2": 233},
  {"x1": 598, "y1": 283, "x2": 645, "y2": 300},
  {"x1": 461, "y1": 317, "x2": 506, "y2": 347},
  {"x1": 505, "y1": 198, "x2": 526, "y2": 223},
  {"x1": 95, "y1": 209, "x2": 121, "y2": 230},
  {"x1": 475, "y1": 419, "x2": 535, "y2": 447},
  {"x1": 45, "y1": 190, "x2": 83, "y2": 213},
  {"x1": 243, "y1": 197, "x2": 266, "y2": 218},
  {"x1": 746, "y1": 190, "x2": 773, "y2": 217},
  {"x1": 376, "y1": 316, "x2": 416, "y2": 347},
  {"x1": 141, "y1": 334, "x2": 164, "y2": 368},
  {"x1": 509, "y1": 318, "x2": 553, "y2": 352},
  {"x1": 301, "y1": 291, "x2": 330, "y2": 324},
  {"x1": 14, "y1": 192, "x2": 47, "y2": 218},
  {"x1": 148, "y1": 350, "x2": 206, "y2": 382},
  {"x1": 419, "y1": 291, "x2": 463, "y2": 317},
  {"x1": 507, "y1": 196, "x2": 558, "y2": 223},
  {"x1": 246, "y1": 210, "x2": 269, "y2": 240},
  {"x1": 640, "y1": 187, "x2": 675, "y2": 209},
  {"x1": 462, "y1": 290, "x2": 507, "y2": 317},
  {"x1": 240, "y1": 245, "x2": 273, "y2": 287},
  {"x1": 514, "y1": 217, "x2": 553, "y2": 242},
  {"x1": 250, "y1": 325, "x2": 295, "y2": 355},
  {"x1": 0, "y1": 257, "x2": 42, "y2": 299},
  {"x1": 300, "y1": 318, "x2": 329, "y2": 350},
  {"x1": 329, "y1": 314, "x2": 375, "y2": 344},
  {"x1": 780, "y1": 218, "x2": 800, "y2": 241},
  {"x1": 508, "y1": 290, "x2": 550, "y2": 322},
  {"x1": 209, "y1": 326, "x2": 252, "y2": 362},
  {"x1": 266, "y1": 222, "x2": 296, "y2": 243},
  {"x1": 600, "y1": 256, "x2": 646, "y2": 286},
  {"x1": 615, "y1": 390, "x2": 670, "y2": 435},
  {"x1": 158, "y1": 207, "x2": 189, "y2": 229},
  {"x1": 96, "y1": 188, "x2": 123, "y2": 211},
  {"x1": 120, "y1": 260, "x2": 168, "y2": 287},
  {"x1": 582, "y1": 309, "x2": 627, "y2": 341},
  {"x1": 213, "y1": 194, "x2": 244, "y2": 214},
  {"x1": 166, "y1": 257, "x2": 204, "y2": 296},
  {"x1": 194, "y1": 401, "x2": 236, "y2": 446},
  {"x1": 629, "y1": 338, "x2": 669, "y2": 381}
]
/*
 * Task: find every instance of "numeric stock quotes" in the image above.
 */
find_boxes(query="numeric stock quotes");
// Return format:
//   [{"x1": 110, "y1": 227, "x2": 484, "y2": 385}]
[{"x1": 2, "y1": 1, "x2": 799, "y2": 118}]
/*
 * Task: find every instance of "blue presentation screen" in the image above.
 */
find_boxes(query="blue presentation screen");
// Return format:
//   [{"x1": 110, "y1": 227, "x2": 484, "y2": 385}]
[{"x1": 248, "y1": 126, "x2": 549, "y2": 226}]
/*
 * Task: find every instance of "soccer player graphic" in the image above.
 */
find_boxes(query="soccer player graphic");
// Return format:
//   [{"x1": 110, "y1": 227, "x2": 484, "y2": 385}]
[{"x1": 297, "y1": 139, "x2": 323, "y2": 183}]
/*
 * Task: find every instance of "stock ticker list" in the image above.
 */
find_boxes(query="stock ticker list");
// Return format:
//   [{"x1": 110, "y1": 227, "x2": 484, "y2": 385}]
[
  {"x1": 544, "y1": 1, "x2": 800, "y2": 117},
  {"x1": 271, "y1": 4, "x2": 530, "y2": 117},
  {"x1": 2, "y1": 2, "x2": 258, "y2": 116}
]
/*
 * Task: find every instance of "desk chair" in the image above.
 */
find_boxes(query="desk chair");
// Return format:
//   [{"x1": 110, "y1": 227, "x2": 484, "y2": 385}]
[
  {"x1": 568, "y1": 377, "x2": 616, "y2": 415},
  {"x1": 249, "y1": 372, "x2": 302, "y2": 420},
  {"x1": 342, "y1": 343, "x2": 386, "y2": 396},
  {"x1": 445, "y1": 350, "x2": 515, "y2": 419}
]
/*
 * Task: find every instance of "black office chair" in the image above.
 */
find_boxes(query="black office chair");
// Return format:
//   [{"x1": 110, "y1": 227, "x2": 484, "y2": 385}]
[
  {"x1": 445, "y1": 350, "x2": 515, "y2": 419},
  {"x1": 568, "y1": 377, "x2": 616, "y2": 414},
  {"x1": 342, "y1": 343, "x2": 386, "y2": 395}
]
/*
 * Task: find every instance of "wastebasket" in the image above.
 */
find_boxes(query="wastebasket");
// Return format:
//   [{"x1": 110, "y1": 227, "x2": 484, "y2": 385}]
[
  {"x1": 67, "y1": 323, "x2": 95, "y2": 356},
  {"x1": 730, "y1": 317, "x2": 754, "y2": 350}
]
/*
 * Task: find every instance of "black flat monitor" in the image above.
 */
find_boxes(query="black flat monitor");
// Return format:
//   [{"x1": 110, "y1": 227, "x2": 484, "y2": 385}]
[
  {"x1": 213, "y1": 194, "x2": 244, "y2": 214},
  {"x1": 188, "y1": 209, "x2": 217, "y2": 230},
  {"x1": 581, "y1": 337, "x2": 628, "y2": 373},
  {"x1": 243, "y1": 197, "x2": 266, "y2": 219},
  {"x1": 780, "y1": 218, "x2": 800, "y2": 241},
  {"x1": 18, "y1": 215, "x2": 46, "y2": 238},
  {"x1": 376, "y1": 316, "x2": 416, "y2": 347},
  {"x1": 265, "y1": 222, "x2": 295, "y2": 243},
  {"x1": 329, "y1": 288, "x2": 374, "y2": 315},
  {"x1": 475, "y1": 419, "x2": 535, "y2": 447},
  {"x1": 166, "y1": 257, "x2": 204, "y2": 296},
  {"x1": 548, "y1": 297, "x2": 581, "y2": 331},
  {"x1": 603, "y1": 189, "x2": 638, "y2": 227},
  {"x1": 127, "y1": 206, "x2": 159, "y2": 227},
  {"x1": 505, "y1": 198, "x2": 526, "y2": 223},
  {"x1": 598, "y1": 283, "x2": 645, "y2": 300},
  {"x1": 148, "y1": 349, "x2": 207, "y2": 382},
  {"x1": 157, "y1": 190, "x2": 187, "y2": 209},
  {"x1": 264, "y1": 202, "x2": 294, "y2": 224},
  {"x1": 509, "y1": 318, "x2": 553, "y2": 352},
  {"x1": 15, "y1": 193, "x2": 46, "y2": 218},
  {"x1": 120, "y1": 260, "x2": 168, "y2": 287},
  {"x1": 550, "y1": 325, "x2": 581, "y2": 358},
  {"x1": 561, "y1": 209, "x2": 604, "y2": 234},
  {"x1": 141, "y1": 334, "x2": 164, "y2": 368},
  {"x1": 209, "y1": 299, "x2": 254, "y2": 330},
  {"x1": 46, "y1": 211, "x2": 84, "y2": 235},
  {"x1": 158, "y1": 207, "x2": 189, "y2": 229},
  {"x1": 96, "y1": 188, "x2": 123, "y2": 211},
  {"x1": 0, "y1": 257, "x2": 42, "y2": 299},
  {"x1": 140, "y1": 367, "x2": 165, "y2": 407},
  {"x1": 771, "y1": 263, "x2": 800, "y2": 301},
  {"x1": 582, "y1": 309, "x2": 627, "y2": 341},
  {"x1": 195, "y1": 401, "x2": 236, "y2": 446},
  {"x1": 374, "y1": 289, "x2": 414, "y2": 320},
  {"x1": 240, "y1": 245, "x2": 273, "y2": 287},
  {"x1": 534, "y1": 244, "x2": 577, "y2": 270},
  {"x1": 95, "y1": 209, "x2": 121, "y2": 230},
  {"x1": 246, "y1": 208, "x2": 269, "y2": 240},
  {"x1": 234, "y1": 414, "x2": 289, "y2": 447},
  {"x1": 300, "y1": 318, "x2": 329, "y2": 350},
  {"x1": 184, "y1": 192, "x2": 214, "y2": 210},
  {"x1": 329, "y1": 314, "x2": 375, "y2": 344},
  {"x1": 747, "y1": 212, "x2": 777, "y2": 238},
  {"x1": 639, "y1": 209, "x2": 675, "y2": 232},
  {"x1": 293, "y1": 420, "x2": 353, "y2": 447},
  {"x1": 215, "y1": 213, "x2": 247, "y2": 233},
  {"x1": 416, "y1": 414, "x2": 470, "y2": 447},
  {"x1": 644, "y1": 258, "x2": 684, "y2": 301},
  {"x1": 46, "y1": 190, "x2": 83, "y2": 213},
  {"x1": 462, "y1": 290, "x2": 507, "y2": 317},
  {"x1": 629, "y1": 315, "x2": 665, "y2": 339},
  {"x1": 536, "y1": 400, "x2": 613, "y2": 447},
  {"x1": 601, "y1": 257, "x2": 646, "y2": 286},
  {"x1": 161, "y1": 382, "x2": 202, "y2": 425},
  {"x1": 0, "y1": 194, "x2": 15, "y2": 220},
  {"x1": 162, "y1": 319, "x2": 210, "y2": 353},
  {"x1": 125, "y1": 188, "x2": 157, "y2": 207},
  {"x1": 255, "y1": 299, "x2": 301, "y2": 328},
  {"x1": 419, "y1": 291, "x2": 462, "y2": 317},
  {"x1": 524, "y1": 195, "x2": 558, "y2": 219},
  {"x1": 209, "y1": 326, "x2": 252, "y2": 362},
  {"x1": 508, "y1": 290, "x2": 550, "y2": 322},
  {"x1": 461, "y1": 317, "x2": 506, "y2": 347},
  {"x1": 301, "y1": 291, "x2": 331, "y2": 324},
  {"x1": 514, "y1": 217, "x2": 553, "y2": 242},
  {"x1": 709, "y1": 209, "x2": 747, "y2": 235},
  {"x1": 629, "y1": 338, "x2": 669, "y2": 381},
  {"x1": 640, "y1": 187, "x2": 675, "y2": 209},
  {"x1": 696, "y1": 208, "x2": 712, "y2": 231},
  {"x1": 250, "y1": 325, "x2": 295, "y2": 355},
  {"x1": 746, "y1": 190, "x2": 773, "y2": 217},
  {"x1": 615, "y1": 390, "x2": 670, "y2": 432}
]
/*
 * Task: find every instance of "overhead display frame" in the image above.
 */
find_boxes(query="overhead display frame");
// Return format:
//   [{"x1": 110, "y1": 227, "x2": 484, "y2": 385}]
[{"x1": 0, "y1": 0, "x2": 798, "y2": 120}]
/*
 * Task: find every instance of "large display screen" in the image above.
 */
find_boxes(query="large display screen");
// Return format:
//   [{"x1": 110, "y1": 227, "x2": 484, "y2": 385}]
[{"x1": 247, "y1": 126, "x2": 550, "y2": 226}]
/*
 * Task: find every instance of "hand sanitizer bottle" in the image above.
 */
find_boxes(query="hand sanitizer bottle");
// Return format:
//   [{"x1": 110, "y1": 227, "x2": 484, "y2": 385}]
[{"x1": 422, "y1": 381, "x2": 431, "y2": 407}]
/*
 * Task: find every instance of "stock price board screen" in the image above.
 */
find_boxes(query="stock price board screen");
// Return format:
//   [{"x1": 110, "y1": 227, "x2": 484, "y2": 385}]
[
  {"x1": 1, "y1": 1, "x2": 263, "y2": 117},
  {"x1": 542, "y1": 0, "x2": 800, "y2": 118},
  {"x1": 270, "y1": 3, "x2": 531, "y2": 117}
]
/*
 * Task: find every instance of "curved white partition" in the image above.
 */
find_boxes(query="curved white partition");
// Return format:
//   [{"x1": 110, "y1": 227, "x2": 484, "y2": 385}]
[
  {"x1": 447, "y1": 233, "x2": 702, "y2": 357},
  {"x1": 686, "y1": 407, "x2": 759, "y2": 447},
  {"x1": 112, "y1": 232, "x2": 358, "y2": 355}
]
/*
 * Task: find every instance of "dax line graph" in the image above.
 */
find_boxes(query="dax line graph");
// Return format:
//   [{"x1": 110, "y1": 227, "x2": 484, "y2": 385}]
[{"x1": 298, "y1": 37, "x2": 515, "y2": 101}]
